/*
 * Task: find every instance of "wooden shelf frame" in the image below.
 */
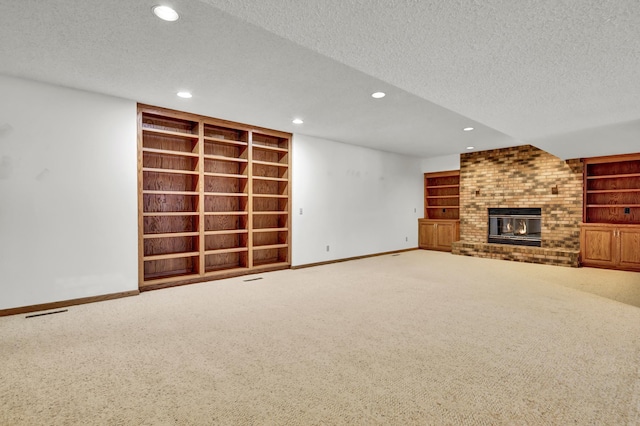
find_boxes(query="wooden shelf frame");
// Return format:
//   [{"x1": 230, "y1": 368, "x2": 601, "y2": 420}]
[
  {"x1": 583, "y1": 153, "x2": 640, "y2": 225},
  {"x1": 424, "y1": 170, "x2": 460, "y2": 220},
  {"x1": 138, "y1": 104, "x2": 292, "y2": 289}
]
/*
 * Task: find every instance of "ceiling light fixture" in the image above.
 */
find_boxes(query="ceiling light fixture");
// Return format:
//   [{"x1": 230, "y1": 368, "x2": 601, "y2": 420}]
[
  {"x1": 371, "y1": 92, "x2": 386, "y2": 99},
  {"x1": 153, "y1": 5, "x2": 179, "y2": 22},
  {"x1": 292, "y1": 118, "x2": 304, "y2": 124},
  {"x1": 463, "y1": 127, "x2": 474, "y2": 131},
  {"x1": 466, "y1": 146, "x2": 475, "y2": 150},
  {"x1": 177, "y1": 91, "x2": 192, "y2": 99}
]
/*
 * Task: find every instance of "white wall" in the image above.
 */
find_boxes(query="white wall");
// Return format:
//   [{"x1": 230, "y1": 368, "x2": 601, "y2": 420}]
[
  {"x1": 420, "y1": 154, "x2": 460, "y2": 173},
  {"x1": 0, "y1": 75, "x2": 138, "y2": 310},
  {"x1": 291, "y1": 134, "x2": 423, "y2": 266}
]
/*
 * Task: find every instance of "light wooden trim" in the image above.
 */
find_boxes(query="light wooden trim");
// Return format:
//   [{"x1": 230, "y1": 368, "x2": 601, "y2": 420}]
[
  {"x1": 137, "y1": 110, "x2": 145, "y2": 286},
  {"x1": 203, "y1": 192, "x2": 249, "y2": 197},
  {"x1": 424, "y1": 170, "x2": 460, "y2": 179},
  {"x1": 0, "y1": 290, "x2": 139, "y2": 317},
  {"x1": 198, "y1": 120, "x2": 205, "y2": 278},
  {"x1": 291, "y1": 248, "x2": 419, "y2": 270},
  {"x1": 582, "y1": 153, "x2": 640, "y2": 165},
  {"x1": 247, "y1": 130, "x2": 254, "y2": 268},
  {"x1": 252, "y1": 194, "x2": 288, "y2": 199}
]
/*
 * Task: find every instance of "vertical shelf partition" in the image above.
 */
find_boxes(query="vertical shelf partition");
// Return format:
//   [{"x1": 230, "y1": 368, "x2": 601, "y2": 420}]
[{"x1": 138, "y1": 105, "x2": 292, "y2": 289}]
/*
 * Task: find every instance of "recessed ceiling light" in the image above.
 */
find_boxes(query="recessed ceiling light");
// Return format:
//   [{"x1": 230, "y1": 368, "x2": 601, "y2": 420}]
[
  {"x1": 153, "y1": 5, "x2": 179, "y2": 22},
  {"x1": 176, "y1": 91, "x2": 192, "y2": 99},
  {"x1": 371, "y1": 92, "x2": 386, "y2": 99},
  {"x1": 466, "y1": 146, "x2": 475, "y2": 150},
  {"x1": 463, "y1": 127, "x2": 474, "y2": 131},
  {"x1": 292, "y1": 118, "x2": 304, "y2": 124}
]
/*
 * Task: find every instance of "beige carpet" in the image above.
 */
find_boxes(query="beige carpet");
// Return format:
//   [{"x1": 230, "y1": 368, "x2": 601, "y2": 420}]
[{"x1": 1, "y1": 250, "x2": 639, "y2": 425}]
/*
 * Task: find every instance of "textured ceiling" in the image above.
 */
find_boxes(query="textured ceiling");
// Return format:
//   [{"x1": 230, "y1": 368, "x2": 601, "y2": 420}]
[{"x1": 1, "y1": 0, "x2": 639, "y2": 159}]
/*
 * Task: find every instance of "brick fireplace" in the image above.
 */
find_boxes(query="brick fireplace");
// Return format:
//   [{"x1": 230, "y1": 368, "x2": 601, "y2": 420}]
[{"x1": 451, "y1": 145, "x2": 583, "y2": 267}]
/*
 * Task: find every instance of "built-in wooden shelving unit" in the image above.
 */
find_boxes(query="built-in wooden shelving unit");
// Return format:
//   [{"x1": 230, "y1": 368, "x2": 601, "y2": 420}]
[
  {"x1": 419, "y1": 170, "x2": 460, "y2": 251},
  {"x1": 424, "y1": 170, "x2": 460, "y2": 220},
  {"x1": 581, "y1": 153, "x2": 640, "y2": 272},
  {"x1": 138, "y1": 105, "x2": 291, "y2": 290}
]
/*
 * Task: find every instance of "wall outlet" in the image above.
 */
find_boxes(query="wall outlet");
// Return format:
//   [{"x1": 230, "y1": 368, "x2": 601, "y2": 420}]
[
  {"x1": 326, "y1": 245, "x2": 330, "y2": 252},
  {"x1": 414, "y1": 208, "x2": 416, "y2": 213},
  {"x1": 405, "y1": 236, "x2": 408, "y2": 242},
  {"x1": 299, "y1": 208, "x2": 303, "y2": 215}
]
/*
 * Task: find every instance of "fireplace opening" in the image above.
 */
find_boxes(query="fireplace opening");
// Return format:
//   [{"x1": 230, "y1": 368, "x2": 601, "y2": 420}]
[{"x1": 488, "y1": 208, "x2": 541, "y2": 247}]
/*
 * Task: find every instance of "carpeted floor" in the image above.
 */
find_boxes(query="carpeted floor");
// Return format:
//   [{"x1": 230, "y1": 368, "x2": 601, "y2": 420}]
[{"x1": 1, "y1": 250, "x2": 639, "y2": 425}]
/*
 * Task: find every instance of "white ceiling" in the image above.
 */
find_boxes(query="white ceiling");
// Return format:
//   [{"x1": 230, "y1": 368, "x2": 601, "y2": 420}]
[{"x1": 1, "y1": 0, "x2": 639, "y2": 159}]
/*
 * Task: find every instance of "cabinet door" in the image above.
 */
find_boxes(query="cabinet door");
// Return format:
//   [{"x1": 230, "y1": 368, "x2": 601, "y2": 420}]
[
  {"x1": 419, "y1": 222, "x2": 437, "y2": 249},
  {"x1": 581, "y1": 226, "x2": 616, "y2": 267},
  {"x1": 435, "y1": 222, "x2": 455, "y2": 251},
  {"x1": 618, "y1": 228, "x2": 640, "y2": 271}
]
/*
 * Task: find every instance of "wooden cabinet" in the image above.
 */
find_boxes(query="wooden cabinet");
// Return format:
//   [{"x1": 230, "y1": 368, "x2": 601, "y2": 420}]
[
  {"x1": 420, "y1": 170, "x2": 460, "y2": 251},
  {"x1": 419, "y1": 219, "x2": 459, "y2": 252},
  {"x1": 581, "y1": 154, "x2": 640, "y2": 272},
  {"x1": 580, "y1": 224, "x2": 640, "y2": 271},
  {"x1": 138, "y1": 105, "x2": 291, "y2": 290}
]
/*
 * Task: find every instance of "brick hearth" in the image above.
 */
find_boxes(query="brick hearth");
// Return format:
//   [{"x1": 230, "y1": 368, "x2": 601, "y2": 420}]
[{"x1": 451, "y1": 145, "x2": 583, "y2": 267}]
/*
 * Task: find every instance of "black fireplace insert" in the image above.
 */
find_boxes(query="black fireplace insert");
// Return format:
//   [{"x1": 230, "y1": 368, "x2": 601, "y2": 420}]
[{"x1": 488, "y1": 208, "x2": 542, "y2": 247}]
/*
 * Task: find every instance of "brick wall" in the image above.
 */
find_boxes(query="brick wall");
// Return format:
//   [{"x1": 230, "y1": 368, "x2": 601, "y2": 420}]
[{"x1": 452, "y1": 145, "x2": 583, "y2": 266}]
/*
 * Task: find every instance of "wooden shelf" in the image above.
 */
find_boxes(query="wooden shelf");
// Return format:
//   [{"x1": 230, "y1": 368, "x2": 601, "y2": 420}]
[
  {"x1": 143, "y1": 167, "x2": 199, "y2": 176},
  {"x1": 587, "y1": 188, "x2": 640, "y2": 194},
  {"x1": 203, "y1": 154, "x2": 248, "y2": 163},
  {"x1": 204, "y1": 192, "x2": 249, "y2": 197},
  {"x1": 203, "y1": 136, "x2": 248, "y2": 146},
  {"x1": 253, "y1": 176, "x2": 288, "y2": 182},
  {"x1": 204, "y1": 247, "x2": 249, "y2": 255},
  {"x1": 143, "y1": 251, "x2": 200, "y2": 261},
  {"x1": 204, "y1": 172, "x2": 248, "y2": 179},
  {"x1": 253, "y1": 243, "x2": 288, "y2": 250},
  {"x1": 142, "y1": 147, "x2": 199, "y2": 158},
  {"x1": 144, "y1": 232, "x2": 199, "y2": 239},
  {"x1": 587, "y1": 172, "x2": 640, "y2": 179},
  {"x1": 587, "y1": 204, "x2": 640, "y2": 208},
  {"x1": 252, "y1": 194, "x2": 288, "y2": 198},
  {"x1": 143, "y1": 190, "x2": 199, "y2": 195},
  {"x1": 426, "y1": 184, "x2": 459, "y2": 189},
  {"x1": 143, "y1": 212, "x2": 199, "y2": 217},
  {"x1": 253, "y1": 144, "x2": 288, "y2": 153},
  {"x1": 205, "y1": 230, "x2": 248, "y2": 236},
  {"x1": 142, "y1": 126, "x2": 199, "y2": 139},
  {"x1": 252, "y1": 211, "x2": 289, "y2": 215},
  {"x1": 252, "y1": 160, "x2": 288, "y2": 168},
  {"x1": 139, "y1": 105, "x2": 291, "y2": 288}
]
